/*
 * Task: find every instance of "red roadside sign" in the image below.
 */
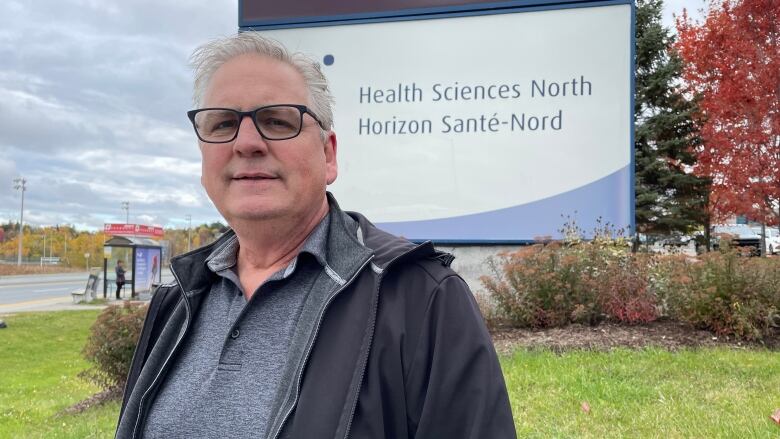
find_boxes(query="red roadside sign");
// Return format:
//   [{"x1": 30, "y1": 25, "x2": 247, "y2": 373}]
[{"x1": 104, "y1": 223, "x2": 164, "y2": 238}]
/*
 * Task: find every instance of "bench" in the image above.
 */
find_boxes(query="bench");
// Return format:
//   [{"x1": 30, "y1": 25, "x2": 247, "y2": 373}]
[
  {"x1": 73, "y1": 273, "x2": 100, "y2": 303},
  {"x1": 71, "y1": 289, "x2": 87, "y2": 304}
]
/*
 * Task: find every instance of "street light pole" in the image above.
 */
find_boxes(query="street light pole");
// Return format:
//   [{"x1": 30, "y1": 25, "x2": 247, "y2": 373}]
[
  {"x1": 13, "y1": 177, "x2": 26, "y2": 266},
  {"x1": 185, "y1": 214, "x2": 192, "y2": 252},
  {"x1": 121, "y1": 201, "x2": 130, "y2": 224}
]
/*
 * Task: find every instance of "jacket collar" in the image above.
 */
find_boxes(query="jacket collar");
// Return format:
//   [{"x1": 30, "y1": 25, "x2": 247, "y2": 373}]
[
  {"x1": 169, "y1": 233, "x2": 225, "y2": 295},
  {"x1": 346, "y1": 209, "x2": 439, "y2": 270},
  {"x1": 330, "y1": 191, "x2": 449, "y2": 271},
  {"x1": 169, "y1": 193, "x2": 441, "y2": 294}
]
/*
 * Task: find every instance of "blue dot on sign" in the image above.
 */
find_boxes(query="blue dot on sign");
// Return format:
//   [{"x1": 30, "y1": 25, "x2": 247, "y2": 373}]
[{"x1": 323, "y1": 54, "x2": 334, "y2": 66}]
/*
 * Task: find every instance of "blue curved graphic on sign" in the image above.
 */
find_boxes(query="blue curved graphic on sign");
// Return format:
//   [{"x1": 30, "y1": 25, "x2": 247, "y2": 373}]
[{"x1": 377, "y1": 165, "x2": 631, "y2": 242}]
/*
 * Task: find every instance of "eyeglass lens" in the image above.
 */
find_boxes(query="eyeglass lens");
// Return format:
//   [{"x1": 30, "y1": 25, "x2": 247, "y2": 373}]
[{"x1": 194, "y1": 106, "x2": 303, "y2": 142}]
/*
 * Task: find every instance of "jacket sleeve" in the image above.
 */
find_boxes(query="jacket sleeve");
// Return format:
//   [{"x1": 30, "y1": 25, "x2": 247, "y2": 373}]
[
  {"x1": 117, "y1": 284, "x2": 176, "y2": 421},
  {"x1": 405, "y1": 274, "x2": 517, "y2": 439}
]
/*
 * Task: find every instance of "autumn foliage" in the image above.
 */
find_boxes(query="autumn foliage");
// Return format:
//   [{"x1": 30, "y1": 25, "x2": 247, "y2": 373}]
[
  {"x1": 0, "y1": 221, "x2": 227, "y2": 269},
  {"x1": 481, "y1": 237, "x2": 660, "y2": 328},
  {"x1": 676, "y1": 0, "x2": 780, "y2": 226},
  {"x1": 481, "y1": 238, "x2": 780, "y2": 341},
  {"x1": 657, "y1": 251, "x2": 780, "y2": 341}
]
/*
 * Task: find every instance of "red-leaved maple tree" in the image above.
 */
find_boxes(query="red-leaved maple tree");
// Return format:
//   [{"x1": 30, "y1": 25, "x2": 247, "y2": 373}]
[{"x1": 676, "y1": 0, "x2": 780, "y2": 227}]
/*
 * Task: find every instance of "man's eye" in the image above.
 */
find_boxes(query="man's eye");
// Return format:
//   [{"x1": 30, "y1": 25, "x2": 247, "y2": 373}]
[
  {"x1": 263, "y1": 118, "x2": 294, "y2": 129},
  {"x1": 212, "y1": 119, "x2": 237, "y2": 131}
]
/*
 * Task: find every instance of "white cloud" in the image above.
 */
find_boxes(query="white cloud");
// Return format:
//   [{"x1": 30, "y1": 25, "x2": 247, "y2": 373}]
[{"x1": 0, "y1": 0, "x2": 235, "y2": 229}]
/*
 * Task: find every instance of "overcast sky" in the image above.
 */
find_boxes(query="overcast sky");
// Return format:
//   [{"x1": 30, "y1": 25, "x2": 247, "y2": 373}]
[{"x1": 0, "y1": 0, "x2": 707, "y2": 231}]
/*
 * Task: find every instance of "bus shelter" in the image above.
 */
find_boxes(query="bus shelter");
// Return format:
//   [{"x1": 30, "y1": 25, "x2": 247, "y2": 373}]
[{"x1": 103, "y1": 236, "x2": 162, "y2": 299}]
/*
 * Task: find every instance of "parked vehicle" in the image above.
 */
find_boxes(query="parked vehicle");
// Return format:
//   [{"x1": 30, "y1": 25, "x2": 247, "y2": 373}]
[
  {"x1": 712, "y1": 225, "x2": 761, "y2": 254},
  {"x1": 656, "y1": 234, "x2": 694, "y2": 247},
  {"x1": 750, "y1": 226, "x2": 780, "y2": 255},
  {"x1": 768, "y1": 229, "x2": 780, "y2": 255}
]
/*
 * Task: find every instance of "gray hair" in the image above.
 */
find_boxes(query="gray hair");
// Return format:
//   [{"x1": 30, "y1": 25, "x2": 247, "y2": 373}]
[{"x1": 189, "y1": 32, "x2": 335, "y2": 131}]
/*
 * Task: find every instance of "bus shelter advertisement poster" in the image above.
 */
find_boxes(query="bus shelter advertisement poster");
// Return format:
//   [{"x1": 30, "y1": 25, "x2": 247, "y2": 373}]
[
  {"x1": 257, "y1": 3, "x2": 633, "y2": 242},
  {"x1": 135, "y1": 248, "x2": 161, "y2": 294}
]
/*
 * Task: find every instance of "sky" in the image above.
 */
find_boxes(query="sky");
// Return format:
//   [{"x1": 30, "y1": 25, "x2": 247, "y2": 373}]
[{"x1": 0, "y1": 0, "x2": 707, "y2": 231}]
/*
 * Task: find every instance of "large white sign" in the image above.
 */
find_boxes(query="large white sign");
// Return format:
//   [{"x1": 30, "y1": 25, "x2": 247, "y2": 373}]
[{"x1": 260, "y1": 3, "x2": 633, "y2": 241}]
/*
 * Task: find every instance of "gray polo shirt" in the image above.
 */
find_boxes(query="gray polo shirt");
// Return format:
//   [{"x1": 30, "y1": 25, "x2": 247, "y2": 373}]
[{"x1": 143, "y1": 215, "x2": 330, "y2": 439}]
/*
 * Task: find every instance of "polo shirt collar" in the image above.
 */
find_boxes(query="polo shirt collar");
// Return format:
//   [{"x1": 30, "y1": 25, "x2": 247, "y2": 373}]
[{"x1": 204, "y1": 213, "x2": 331, "y2": 276}]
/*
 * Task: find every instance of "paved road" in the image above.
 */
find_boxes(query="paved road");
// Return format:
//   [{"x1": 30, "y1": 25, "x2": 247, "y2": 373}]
[
  {"x1": 0, "y1": 272, "x2": 89, "y2": 305},
  {"x1": 0, "y1": 271, "x2": 174, "y2": 312}
]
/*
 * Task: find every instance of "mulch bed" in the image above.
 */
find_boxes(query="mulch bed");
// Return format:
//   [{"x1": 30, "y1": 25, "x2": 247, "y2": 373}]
[
  {"x1": 491, "y1": 320, "x2": 780, "y2": 355},
  {"x1": 57, "y1": 387, "x2": 122, "y2": 416}
]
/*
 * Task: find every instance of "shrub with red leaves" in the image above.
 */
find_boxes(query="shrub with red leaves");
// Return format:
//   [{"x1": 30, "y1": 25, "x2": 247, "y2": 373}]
[
  {"x1": 479, "y1": 237, "x2": 780, "y2": 342},
  {"x1": 480, "y1": 236, "x2": 657, "y2": 329},
  {"x1": 656, "y1": 250, "x2": 780, "y2": 341},
  {"x1": 595, "y1": 254, "x2": 658, "y2": 324},
  {"x1": 81, "y1": 302, "x2": 147, "y2": 391}
]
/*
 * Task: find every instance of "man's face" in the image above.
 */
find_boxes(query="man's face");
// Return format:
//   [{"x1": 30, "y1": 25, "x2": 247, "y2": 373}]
[{"x1": 199, "y1": 54, "x2": 337, "y2": 225}]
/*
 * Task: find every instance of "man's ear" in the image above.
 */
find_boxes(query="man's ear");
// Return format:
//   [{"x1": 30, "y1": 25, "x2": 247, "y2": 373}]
[
  {"x1": 200, "y1": 155, "x2": 207, "y2": 189},
  {"x1": 324, "y1": 131, "x2": 338, "y2": 185}
]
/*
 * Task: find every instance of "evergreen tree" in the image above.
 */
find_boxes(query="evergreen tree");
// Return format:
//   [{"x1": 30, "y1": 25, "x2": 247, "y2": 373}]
[{"x1": 633, "y1": 0, "x2": 709, "y2": 250}]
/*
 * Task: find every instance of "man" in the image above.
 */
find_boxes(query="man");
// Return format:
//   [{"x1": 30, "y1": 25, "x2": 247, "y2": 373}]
[
  {"x1": 117, "y1": 33, "x2": 515, "y2": 439},
  {"x1": 115, "y1": 259, "x2": 126, "y2": 300}
]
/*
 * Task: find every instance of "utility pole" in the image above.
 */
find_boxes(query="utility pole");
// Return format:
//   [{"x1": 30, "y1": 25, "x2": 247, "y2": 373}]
[
  {"x1": 13, "y1": 177, "x2": 26, "y2": 266},
  {"x1": 121, "y1": 201, "x2": 130, "y2": 224},
  {"x1": 186, "y1": 214, "x2": 192, "y2": 252}
]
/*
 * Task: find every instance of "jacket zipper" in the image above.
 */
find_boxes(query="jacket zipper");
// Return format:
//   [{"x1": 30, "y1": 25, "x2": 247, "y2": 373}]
[
  {"x1": 268, "y1": 255, "x2": 374, "y2": 439},
  {"x1": 341, "y1": 270, "x2": 382, "y2": 439},
  {"x1": 131, "y1": 267, "x2": 192, "y2": 439},
  {"x1": 341, "y1": 247, "x2": 425, "y2": 439}
]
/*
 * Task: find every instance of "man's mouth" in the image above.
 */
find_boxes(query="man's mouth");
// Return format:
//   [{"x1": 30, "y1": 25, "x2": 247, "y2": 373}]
[{"x1": 233, "y1": 172, "x2": 276, "y2": 181}]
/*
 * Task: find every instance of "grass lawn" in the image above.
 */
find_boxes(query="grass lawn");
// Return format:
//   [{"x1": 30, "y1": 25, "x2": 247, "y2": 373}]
[
  {"x1": 1, "y1": 311, "x2": 778, "y2": 438},
  {"x1": 0, "y1": 310, "x2": 119, "y2": 438},
  {"x1": 503, "y1": 348, "x2": 780, "y2": 438}
]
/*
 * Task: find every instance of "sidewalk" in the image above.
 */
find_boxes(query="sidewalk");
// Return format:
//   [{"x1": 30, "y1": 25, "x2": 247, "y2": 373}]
[{"x1": 0, "y1": 292, "x2": 154, "y2": 315}]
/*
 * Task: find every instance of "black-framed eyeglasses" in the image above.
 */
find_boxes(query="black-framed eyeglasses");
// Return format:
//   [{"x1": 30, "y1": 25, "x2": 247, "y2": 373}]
[{"x1": 186, "y1": 104, "x2": 324, "y2": 143}]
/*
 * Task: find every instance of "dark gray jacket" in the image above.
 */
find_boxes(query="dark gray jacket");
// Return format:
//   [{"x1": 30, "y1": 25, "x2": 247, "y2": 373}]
[{"x1": 117, "y1": 198, "x2": 516, "y2": 439}]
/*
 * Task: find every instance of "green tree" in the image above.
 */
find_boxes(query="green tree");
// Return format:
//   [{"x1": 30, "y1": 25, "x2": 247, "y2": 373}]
[{"x1": 633, "y1": 0, "x2": 710, "y2": 250}]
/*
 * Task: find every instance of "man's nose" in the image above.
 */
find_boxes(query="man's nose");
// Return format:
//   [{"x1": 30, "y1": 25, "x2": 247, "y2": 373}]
[{"x1": 232, "y1": 114, "x2": 269, "y2": 156}]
